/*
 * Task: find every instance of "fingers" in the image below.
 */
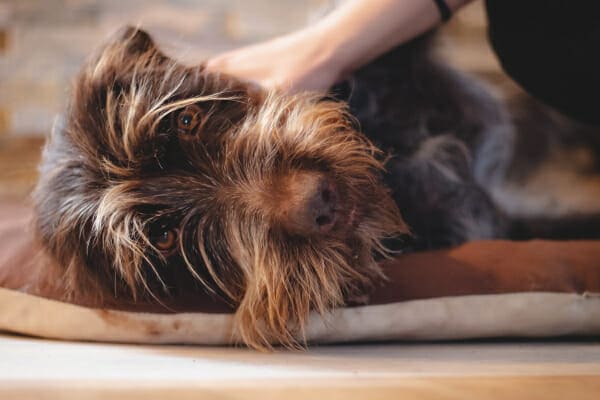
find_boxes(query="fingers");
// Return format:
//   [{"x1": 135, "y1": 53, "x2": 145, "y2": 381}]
[{"x1": 203, "y1": 29, "x2": 339, "y2": 94}]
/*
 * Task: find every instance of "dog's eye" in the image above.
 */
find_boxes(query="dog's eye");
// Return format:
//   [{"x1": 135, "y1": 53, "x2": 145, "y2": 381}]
[
  {"x1": 175, "y1": 104, "x2": 203, "y2": 136},
  {"x1": 150, "y1": 225, "x2": 178, "y2": 254}
]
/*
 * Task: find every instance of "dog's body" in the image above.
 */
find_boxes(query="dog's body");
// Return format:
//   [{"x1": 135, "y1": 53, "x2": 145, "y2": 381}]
[
  {"x1": 336, "y1": 37, "x2": 512, "y2": 249},
  {"x1": 33, "y1": 28, "x2": 600, "y2": 349}
]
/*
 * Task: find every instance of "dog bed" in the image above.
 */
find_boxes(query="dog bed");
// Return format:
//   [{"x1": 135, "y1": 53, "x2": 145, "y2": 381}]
[{"x1": 1, "y1": 201, "x2": 599, "y2": 345}]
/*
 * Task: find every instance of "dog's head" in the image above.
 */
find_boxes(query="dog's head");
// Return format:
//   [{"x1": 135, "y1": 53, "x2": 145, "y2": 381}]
[{"x1": 34, "y1": 27, "x2": 406, "y2": 349}]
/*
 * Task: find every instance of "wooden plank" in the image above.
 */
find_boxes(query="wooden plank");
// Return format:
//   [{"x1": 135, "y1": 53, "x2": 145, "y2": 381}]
[
  {"x1": 0, "y1": 137, "x2": 43, "y2": 201},
  {"x1": 2, "y1": 377, "x2": 600, "y2": 400},
  {"x1": 1, "y1": 334, "x2": 599, "y2": 399}
]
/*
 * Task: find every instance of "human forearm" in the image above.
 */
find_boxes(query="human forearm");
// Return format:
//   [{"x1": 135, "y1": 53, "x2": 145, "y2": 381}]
[
  {"x1": 313, "y1": 0, "x2": 472, "y2": 79},
  {"x1": 206, "y1": 0, "x2": 473, "y2": 92}
]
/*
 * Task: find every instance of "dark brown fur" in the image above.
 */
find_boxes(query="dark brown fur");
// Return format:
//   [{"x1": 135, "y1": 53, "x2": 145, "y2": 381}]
[{"x1": 34, "y1": 27, "x2": 600, "y2": 350}]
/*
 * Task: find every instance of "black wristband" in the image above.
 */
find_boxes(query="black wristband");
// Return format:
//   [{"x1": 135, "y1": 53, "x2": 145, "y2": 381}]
[{"x1": 432, "y1": 0, "x2": 452, "y2": 22}]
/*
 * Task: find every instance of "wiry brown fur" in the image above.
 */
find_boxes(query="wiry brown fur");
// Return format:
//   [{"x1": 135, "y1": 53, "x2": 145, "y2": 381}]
[
  {"x1": 36, "y1": 26, "x2": 600, "y2": 350},
  {"x1": 34, "y1": 27, "x2": 406, "y2": 349}
]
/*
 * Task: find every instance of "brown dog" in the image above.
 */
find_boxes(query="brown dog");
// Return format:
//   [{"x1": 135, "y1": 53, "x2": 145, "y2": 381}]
[
  {"x1": 34, "y1": 27, "x2": 600, "y2": 349},
  {"x1": 34, "y1": 27, "x2": 406, "y2": 349}
]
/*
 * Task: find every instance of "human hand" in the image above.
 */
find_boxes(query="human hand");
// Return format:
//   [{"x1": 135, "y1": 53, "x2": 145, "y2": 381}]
[
  {"x1": 206, "y1": 0, "x2": 471, "y2": 94},
  {"x1": 205, "y1": 27, "x2": 342, "y2": 94}
]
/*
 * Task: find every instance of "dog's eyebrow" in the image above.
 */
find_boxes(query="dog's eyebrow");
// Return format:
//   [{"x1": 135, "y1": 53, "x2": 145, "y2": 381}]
[{"x1": 143, "y1": 93, "x2": 245, "y2": 134}]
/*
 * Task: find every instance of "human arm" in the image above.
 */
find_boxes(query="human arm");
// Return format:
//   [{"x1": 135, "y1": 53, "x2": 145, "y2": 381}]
[{"x1": 205, "y1": 0, "x2": 472, "y2": 93}]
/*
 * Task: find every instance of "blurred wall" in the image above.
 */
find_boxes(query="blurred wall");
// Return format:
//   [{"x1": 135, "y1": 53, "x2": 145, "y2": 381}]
[
  {"x1": 0, "y1": 0, "x2": 334, "y2": 138},
  {"x1": 0, "y1": 0, "x2": 505, "y2": 138}
]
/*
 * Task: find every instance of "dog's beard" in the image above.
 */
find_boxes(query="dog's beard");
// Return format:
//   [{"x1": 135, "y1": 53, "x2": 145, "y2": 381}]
[
  {"x1": 229, "y1": 209, "x2": 400, "y2": 350},
  {"x1": 235, "y1": 234, "x2": 374, "y2": 348}
]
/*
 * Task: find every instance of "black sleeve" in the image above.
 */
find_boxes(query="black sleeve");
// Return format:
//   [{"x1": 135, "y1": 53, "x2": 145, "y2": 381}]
[{"x1": 485, "y1": 0, "x2": 600, "y2": 125}]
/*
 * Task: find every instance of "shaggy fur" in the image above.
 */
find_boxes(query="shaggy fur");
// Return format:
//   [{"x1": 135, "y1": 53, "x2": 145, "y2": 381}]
[{"x1": 34, "y1": 27, "x2": 600, "y2": 349}]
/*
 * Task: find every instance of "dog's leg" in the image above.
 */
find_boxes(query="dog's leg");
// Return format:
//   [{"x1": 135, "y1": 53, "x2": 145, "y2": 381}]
[{"x1": 385, "y1": 135, "x2": 507, "y2": 250}]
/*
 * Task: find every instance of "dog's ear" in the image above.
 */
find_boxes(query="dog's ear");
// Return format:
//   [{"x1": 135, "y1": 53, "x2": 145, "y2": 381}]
[
  {"x1": 111, "y1": 25, "x2": 159, "y2": 55},
  {"x1": 64, "y1": 26, "x2": 177, "y2": 161},
  {"x1": 82, "y1": 26, "x2": 171, "y2": 81}
]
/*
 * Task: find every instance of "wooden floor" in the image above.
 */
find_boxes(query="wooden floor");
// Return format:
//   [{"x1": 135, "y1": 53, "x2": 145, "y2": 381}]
[
  {"x1": 0, "y1": 137, "x2": 43, "y2": 202},
  {"x1": 1, "y1": 333, "x2": 599, "y2": 399}
]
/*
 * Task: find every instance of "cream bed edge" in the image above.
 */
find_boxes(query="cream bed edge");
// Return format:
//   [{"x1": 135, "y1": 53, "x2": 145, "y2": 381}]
[{"x1": 0, "y1": 287, "x2": 598, "y2": 346}]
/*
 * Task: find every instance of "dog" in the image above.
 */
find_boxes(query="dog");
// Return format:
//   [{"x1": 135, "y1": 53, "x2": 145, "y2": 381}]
[{"x1": 33, "y1": 27, "x2": 600, "y2": 349}]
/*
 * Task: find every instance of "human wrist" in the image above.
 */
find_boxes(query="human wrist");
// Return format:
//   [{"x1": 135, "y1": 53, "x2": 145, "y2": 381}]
[
  {"x1": 289, "y1": 23, "x2": 347, "y2": 90},
  {"x1": 301, "y1": 0, "x2": 474, "y2": 83},
  {"x1": 305, "y1": 16, "x2": 359, "y2": 85}
]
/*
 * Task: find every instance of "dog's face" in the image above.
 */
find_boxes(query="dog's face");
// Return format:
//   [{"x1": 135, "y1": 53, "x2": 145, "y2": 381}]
[{"x1": 34, "y1": 27, "x2": 406, "y2": 348}]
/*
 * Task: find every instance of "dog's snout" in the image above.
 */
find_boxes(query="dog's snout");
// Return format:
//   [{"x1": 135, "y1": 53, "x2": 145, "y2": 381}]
[{"x1": 279, "y1": 172, "x2": 338, "y2": 235}]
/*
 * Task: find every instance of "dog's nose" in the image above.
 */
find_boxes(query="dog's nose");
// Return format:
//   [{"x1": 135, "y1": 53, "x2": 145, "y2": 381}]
[
  {"x1": 307, "y1": 178, "x2": 338, "y2": 233},
  {"x1": 280, "y1": 172, "x2": 338, "y2": 235}
]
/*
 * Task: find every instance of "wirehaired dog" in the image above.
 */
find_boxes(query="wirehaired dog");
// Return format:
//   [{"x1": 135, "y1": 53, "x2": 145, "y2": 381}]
[{"x1": 34, "y1": 27, "x2": 600, "y2": 349}]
